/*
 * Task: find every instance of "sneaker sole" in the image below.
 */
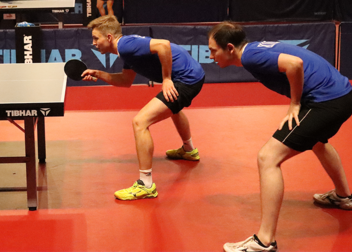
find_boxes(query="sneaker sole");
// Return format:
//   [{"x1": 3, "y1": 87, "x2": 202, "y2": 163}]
[
  {"x1": 313, "y1": 198, "x2": 352, "y2": 210},
  {"x1": 166, "y1": 156, "x2": 200, "y2": 161},
  {"x1": 115, "y1": 193, "x2": 158, "y2": 201}
]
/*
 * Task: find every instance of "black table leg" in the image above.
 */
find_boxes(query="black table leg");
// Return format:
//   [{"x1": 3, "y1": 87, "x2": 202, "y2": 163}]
[
  {"x1": 24, "y1": 117, "x2": 37, "y2": 211},
  {"x1": 37, "y1": 117, "x2": 46, "y2": 163}
]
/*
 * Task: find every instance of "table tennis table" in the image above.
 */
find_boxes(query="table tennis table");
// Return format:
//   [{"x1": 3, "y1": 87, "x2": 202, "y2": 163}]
[
  {"x1": 0, "y1": 63, "x2": 67, "y2": 210},
  {"x1": 0, "y1": 0, "x2": 75, "y2": 9}
]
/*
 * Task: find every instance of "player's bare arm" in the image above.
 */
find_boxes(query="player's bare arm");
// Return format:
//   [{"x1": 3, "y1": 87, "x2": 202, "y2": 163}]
[
  {"x1": 150, "y1": 39, "x2": 178, "y2": 102},
  {"x1": 82, "y1": 68, "x2": 136, "y2": 88},
  {"x1": 278, "y1": 53, "x2": 304, "y2": 130}
]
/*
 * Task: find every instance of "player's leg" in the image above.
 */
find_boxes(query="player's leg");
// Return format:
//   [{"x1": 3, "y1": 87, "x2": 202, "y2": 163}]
[
  {"x1": 313, "y1": 142, "x2": 350, "y2": 196},
  {"x1": 256, "y1": 138, "x2": 300, "y2": 244},
  {"x1": 164, "y1": 79, "x2": 204, "y2": 161},
  {"x1": 224, "y1": 103, "x2": 313, "y2": 252},
  {"x1": 224, "y1": 137, "x2": 299, "y2": 252},
  {"x1": 165, "y1": 111, "x2": 200, "y2": 161},
  {"x1": 114, "y1": 98, "x2": 172, "y2": 201},
  {"x1": 132, "y1": 97, "x2": 173, "y2": 171},
  {"x1": 106, "y1": 0, "x2": 114, "y2": 16},
  {"x1": 171, "y1": 111, "x2": 191, "y2": 144},
  {"x1": 309, "y1": 91, "x2": 352, "y2": 209},
  {"x1": 96, "y1": 0, "x2": 106, "y2": 16},
  {"x1": 312, "y1": 142, "x2": 352, "y2": 209}
]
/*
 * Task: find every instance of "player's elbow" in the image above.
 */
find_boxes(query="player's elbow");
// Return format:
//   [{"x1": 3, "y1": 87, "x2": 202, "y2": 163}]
[
  {"x1": 285, "y1": 58, "x2": 303, "y2": 76},
  {"x1": 162, "y1": 41, "x2": 171, "y2": 53},
  {"x1": 292, "y1": 58, "x2": 303, "y2": 69},
  {"x1": 150, "y1": 39, "x2": 171, "y2": 54},
  {"x1": 118, "y1": 77, "x2": 133, "y2": 88},
  {"x1": 111, "y1": 79, "x2": 132, "y2": 88},
  {"x1": 162, "y1": 40, "x2": 171, "y2": 48},
  {"x1": 123, "y1": 80, "x2": 133, "y2": 88},
  {"x1": 279, "y1": 54, "x2": 303, "y2": 73}
]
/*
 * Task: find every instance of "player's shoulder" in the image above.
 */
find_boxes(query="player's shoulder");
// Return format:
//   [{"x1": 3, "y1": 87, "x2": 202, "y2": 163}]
[
  {"x1": 124, "y1": 34, "x2": 149, "y2": 39},
  {"x1": 242, "y1": 42, "x2": 281, "y2": 66},
  {"x1": 245, "y1": 41, "x2": 280, "y2": 52},
  {"x1": 120, "y1": 35, "x2": 151, "y2": 44},
  {"x1": 242, "y1": 42, "x2": 265, "y2": 63}
]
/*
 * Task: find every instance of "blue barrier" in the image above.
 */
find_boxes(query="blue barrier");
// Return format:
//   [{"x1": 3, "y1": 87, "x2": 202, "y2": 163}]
[
  {"x1": 151, "y1": 22, "x2": 336, "y2": 83},
  {"x1": 0, "y1": 22, "x2": 337, "y2": 86}
]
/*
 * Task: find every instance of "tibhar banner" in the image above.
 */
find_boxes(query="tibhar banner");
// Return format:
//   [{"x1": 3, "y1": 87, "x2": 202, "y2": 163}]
[
  {"x1": 0, "y1": 22, "x2": 336, "y2": 86},
  {"x1": 15, "y1": 26, "x2": 42, "y2": 64},
  {"x1": 151, "y1": 22, "x2": 336, "y2": 83}
]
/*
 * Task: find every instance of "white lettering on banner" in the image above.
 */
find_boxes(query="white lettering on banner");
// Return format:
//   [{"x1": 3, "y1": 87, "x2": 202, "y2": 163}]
[
  {"x1": 0, "y1": 49, "x2": 16, "y2": 63},
  {"x1": 52, "y1": 10, "x2": 65, "y2": 13},
  {"x1": 0, "y1": 38, "x2": 312, "y2": 65},
  {"x1": 23, "y1": 35, "x2": 33, "y2": 63},
  {"x1": 180, "y1": 45, "x2": 213, "y2": 64},
  {"x1": 86, "y1": 0, "x2": 92, "y2": 17},
  {"x1": 6, "y1": 110, "x2": 38, "y2": 117}
]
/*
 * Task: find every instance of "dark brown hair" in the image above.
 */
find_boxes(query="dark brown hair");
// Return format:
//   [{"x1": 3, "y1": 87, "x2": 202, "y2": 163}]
[{"x1": 208, "y1": 22, "x2": 248, "y2": 50}]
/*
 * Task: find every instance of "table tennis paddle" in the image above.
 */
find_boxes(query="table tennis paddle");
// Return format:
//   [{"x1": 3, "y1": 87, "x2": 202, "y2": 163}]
[{"x1": 64, "y1": 59, "x2": 97, "y2": 81}]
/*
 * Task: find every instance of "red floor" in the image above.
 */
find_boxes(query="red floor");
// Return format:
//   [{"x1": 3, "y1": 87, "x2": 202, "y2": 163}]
[
  {"x1": 1, "y1": 83, "x2": 352, "y2": 251},
  {"x1": 64, "y1": 82, "x2": 290, "y2": 111}
]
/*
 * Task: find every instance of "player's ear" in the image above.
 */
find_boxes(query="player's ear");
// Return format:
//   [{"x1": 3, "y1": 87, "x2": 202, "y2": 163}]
[
  {"x1": 227, "y1": 43, "x2": 235, "y2": 52},
  {"x1": 107, "y1": 33, "x2": 113, "y2": 42}
]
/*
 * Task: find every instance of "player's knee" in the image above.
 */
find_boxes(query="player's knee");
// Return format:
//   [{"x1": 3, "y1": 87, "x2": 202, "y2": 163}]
[
  {"x1": 132, "y1": 115, "x2": 147, "y2": 132},
  {"x1": 257, "y1": 148, "x2": 274, "y2": 170}
]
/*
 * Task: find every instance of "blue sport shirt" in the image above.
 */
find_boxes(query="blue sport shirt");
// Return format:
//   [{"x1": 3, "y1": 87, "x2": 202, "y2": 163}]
[
  {"x1": 117, "y1": 35, "x2": 205, "y2": 85},
  {"x1": 241, "y1": 41, "x2": 352, "y2": 103}
]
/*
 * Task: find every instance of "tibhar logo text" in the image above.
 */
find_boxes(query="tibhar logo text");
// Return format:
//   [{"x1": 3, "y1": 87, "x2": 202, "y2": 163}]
[
  {"x1": 180, "y1": 45, "x2": 213, "y2": 64},
  {"x1": 6, "y1": 110, "x2": 37, "y2": 117},
  {"x1": 0, "y1": 40, "x2": 312, "y2": 65},
  {"x1": 86, "y1": 0, "x2": 92, "y2": 17},
  {"x1": 24, "y1": 35, "x2": 33, "y2": 64}
]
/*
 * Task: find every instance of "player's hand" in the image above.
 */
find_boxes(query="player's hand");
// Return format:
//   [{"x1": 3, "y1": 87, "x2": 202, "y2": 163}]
[
  {"x1": 162, "y1": 79, "x2": 178, "y2": 102},
  {"x1": 82, "y1": 69, "x2": 98, "y2": 82},
  {"x1": 279, "y1": 103, "x2": 301, "y2": 130}
]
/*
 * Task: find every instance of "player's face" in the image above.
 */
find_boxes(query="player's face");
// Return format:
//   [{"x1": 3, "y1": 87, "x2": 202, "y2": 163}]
[
  {"x1": 92, "y1": 29, "x2": 110, "y2": 54},
  {"x1": 208, "y1": 36, "x2": 232, "y2": 68}
]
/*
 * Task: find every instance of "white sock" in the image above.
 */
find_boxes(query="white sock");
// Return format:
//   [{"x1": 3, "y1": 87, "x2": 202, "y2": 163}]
[
  {"x1": 183, "y1": 137, "x2": 194, "y2": 152},
  {"x1": 139, "y1": 169, "x2": 153, "y2": 188}
]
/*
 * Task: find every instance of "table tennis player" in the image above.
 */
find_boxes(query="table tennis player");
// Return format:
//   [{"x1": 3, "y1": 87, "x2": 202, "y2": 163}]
[
  {"x1": 208, "y1": 21, "x2": 352, "y2": 252},
  {"x1": 82, "y1": 15, "x2": 205, "y2": 200}
]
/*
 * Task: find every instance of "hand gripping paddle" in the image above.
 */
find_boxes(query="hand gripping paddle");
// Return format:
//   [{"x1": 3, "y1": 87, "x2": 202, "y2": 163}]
[{"x1": 64, "y1": 59, "x2": 97, "y2": 81}]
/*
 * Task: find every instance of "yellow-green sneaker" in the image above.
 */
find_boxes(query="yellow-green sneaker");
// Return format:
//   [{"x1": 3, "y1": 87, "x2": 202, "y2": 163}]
[
  {"x1": 166, "y1": 147, "x2": 200, "y2": 161},
  {"x1": 114, "y1": 180, "x2": 158, "y2": 200}
]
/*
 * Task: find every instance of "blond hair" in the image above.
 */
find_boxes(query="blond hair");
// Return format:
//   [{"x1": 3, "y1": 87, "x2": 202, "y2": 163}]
[{"x1": 87, "y1": 15, "x2": 122, "y2": 37}]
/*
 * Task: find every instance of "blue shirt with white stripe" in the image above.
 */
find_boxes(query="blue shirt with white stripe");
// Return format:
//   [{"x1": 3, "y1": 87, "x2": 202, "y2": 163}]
[{"x1": 241, "y1": 41, "x2": 352, "y2": 103}]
